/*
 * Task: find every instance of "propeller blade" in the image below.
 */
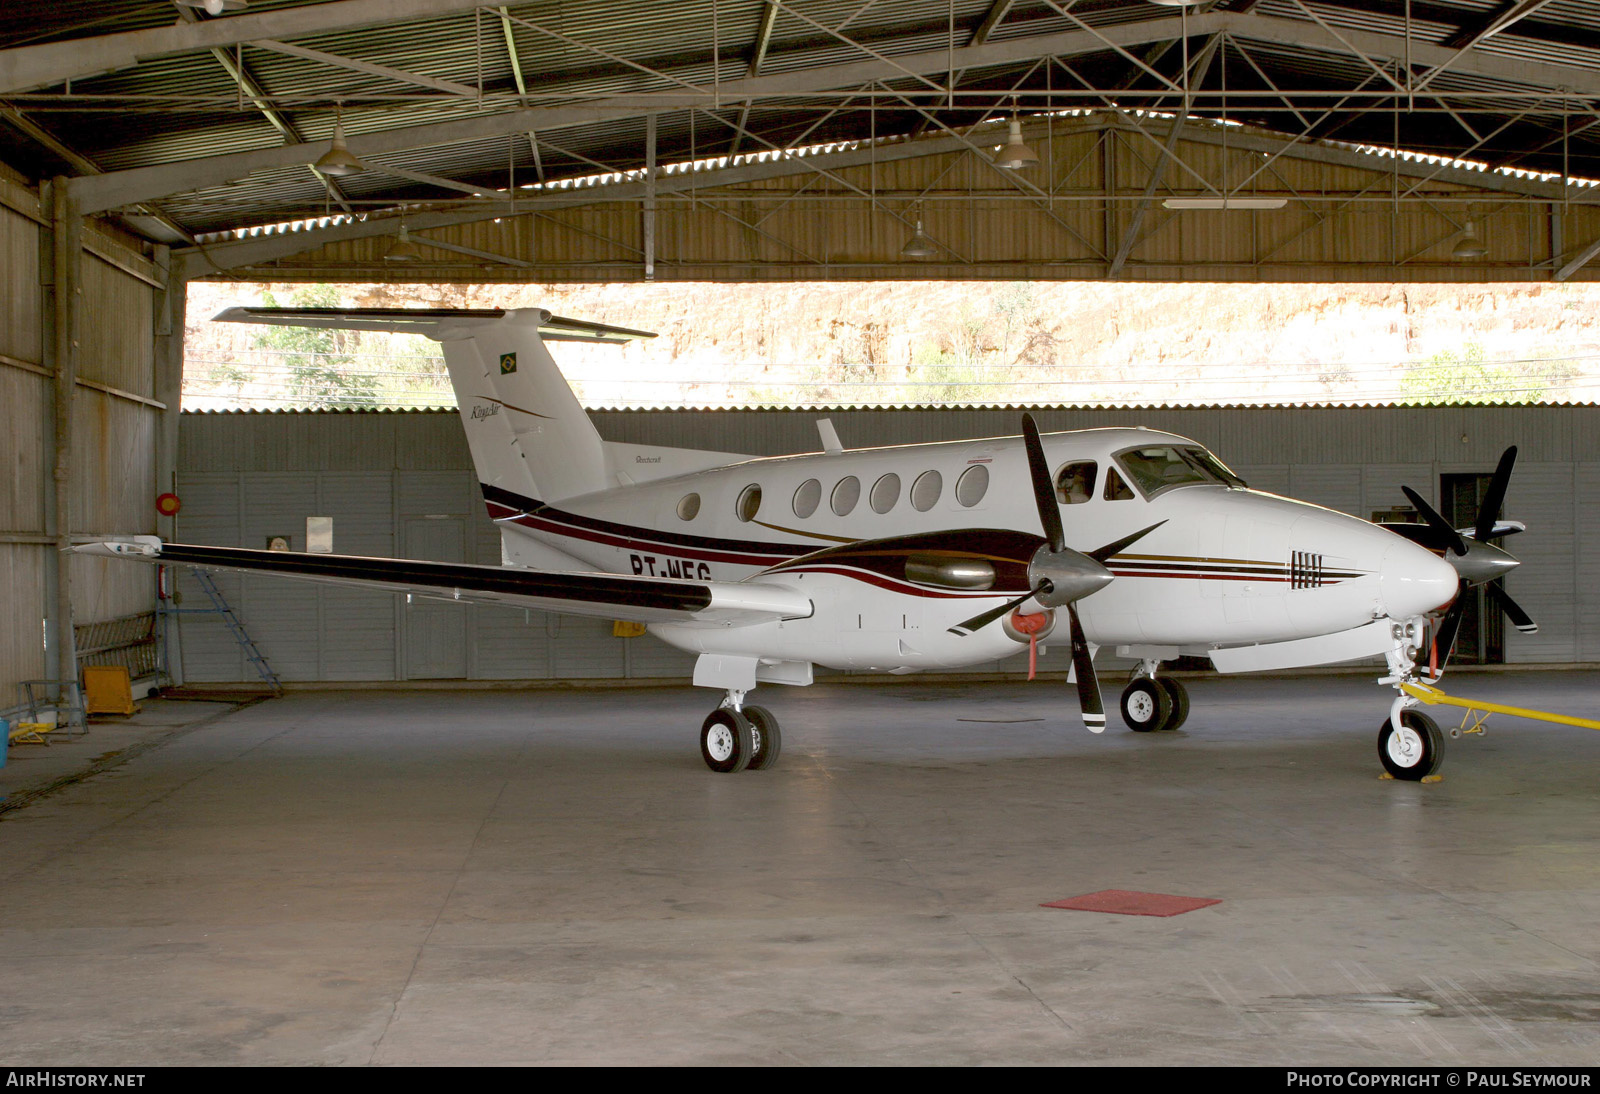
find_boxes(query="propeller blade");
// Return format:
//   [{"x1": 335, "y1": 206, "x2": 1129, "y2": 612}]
[
  {"x1": 948, "y1": 582, "x2": 1047, "y2": 636},
  {"x1": 1425, "y1": 593, "x2": 1466, "y2": 680},
  {"x1": 1086, "y1": 520, "x2": 1168, "y2": 564},
  {"x1": 1486, "y1": 581, "x2": 1538, "y2": 633},
  {"x1": 1402, "y1": 486, "x2": 1469, "y2": 556},
  {"x1": 1473, "y1": 446, "x2": 1518, "y2": 543},
  {"x1": 1067, "y1": 604, "x2": 1105, "y2": 733},
  {"x1": 1021, "y1": 413, "x2": 1066, "y2": 554}
]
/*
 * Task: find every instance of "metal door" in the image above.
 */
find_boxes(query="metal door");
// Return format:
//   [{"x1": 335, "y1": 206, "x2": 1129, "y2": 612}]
[
  {"x1": 1441, "y1": 473, "x2": 1505, "y2": 664},
  {"x1": 403, "y1": 517, "x2": 468, "y2": 679}
]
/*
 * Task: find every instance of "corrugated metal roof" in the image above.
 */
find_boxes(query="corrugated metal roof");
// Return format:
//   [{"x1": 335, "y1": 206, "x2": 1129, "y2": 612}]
[{"x1": 6, "y1": 0, "x2": 1600, "y2": 240}]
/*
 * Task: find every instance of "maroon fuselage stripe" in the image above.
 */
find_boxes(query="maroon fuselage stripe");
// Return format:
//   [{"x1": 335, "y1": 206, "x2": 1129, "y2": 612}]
[{"x1": 487, "y1": 499, "x2": 1367, "y2": 588}]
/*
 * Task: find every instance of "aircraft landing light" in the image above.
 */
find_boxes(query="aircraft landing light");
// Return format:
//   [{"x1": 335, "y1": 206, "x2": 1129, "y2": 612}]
[{"x1": 1040, "y1": 890, "x2": 1222, "y2": 917}]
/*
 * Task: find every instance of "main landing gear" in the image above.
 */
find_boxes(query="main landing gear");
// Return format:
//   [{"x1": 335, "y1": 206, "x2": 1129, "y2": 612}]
[
  {"x1": 1119, "y1": 663, "x2": 1189, "y2": 733},
  {"x1": 699, "y1": 692, "x2": 783, "y2": 773}
]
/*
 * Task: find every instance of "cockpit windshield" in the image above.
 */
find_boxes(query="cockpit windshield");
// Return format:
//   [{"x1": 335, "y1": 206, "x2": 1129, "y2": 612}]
[{"x1": 1114, "y1": 445, "x2": 1248, "y2": 496}]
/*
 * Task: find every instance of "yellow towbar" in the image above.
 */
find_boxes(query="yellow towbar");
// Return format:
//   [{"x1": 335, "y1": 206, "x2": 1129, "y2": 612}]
[{"x1": 1399, "y1": 681, "x2": 1600, "y2": 733}]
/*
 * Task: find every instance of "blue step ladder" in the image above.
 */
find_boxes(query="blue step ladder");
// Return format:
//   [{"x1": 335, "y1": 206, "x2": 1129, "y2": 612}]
[{"x1": 185, "y1": 571, "x2": 283, "y2": 695}]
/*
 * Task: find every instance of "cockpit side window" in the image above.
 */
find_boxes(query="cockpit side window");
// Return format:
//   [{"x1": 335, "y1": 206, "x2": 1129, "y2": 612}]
[
  {"x1": 1103, "y1": 467, "x2": 1134, "y2": 501},
  {"x1": 1054, "y1": 461, "x2": 1097, "y2": 505},
  {"x1": 1180, "y1": 446, "x2": 1248, "y2": 489}
]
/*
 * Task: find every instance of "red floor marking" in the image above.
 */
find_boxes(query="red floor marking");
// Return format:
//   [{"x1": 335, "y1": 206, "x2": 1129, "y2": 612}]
[{"x1": 1040, "y1": 889, "x2": 1222, "y2": 917}]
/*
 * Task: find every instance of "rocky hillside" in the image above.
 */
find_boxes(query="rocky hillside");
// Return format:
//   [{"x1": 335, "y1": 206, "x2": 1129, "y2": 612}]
[{"x1": 183, "y1": 279, "x2": 1600, "y2": 409}]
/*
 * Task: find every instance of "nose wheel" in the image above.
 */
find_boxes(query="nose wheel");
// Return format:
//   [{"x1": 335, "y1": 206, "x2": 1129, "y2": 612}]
[
  {"x1": 700, "y1": 696, "x2": 784, "y2": 773},
  {"x1": 1378, "y1": 709, "x2": 1444, "y2": 780}
]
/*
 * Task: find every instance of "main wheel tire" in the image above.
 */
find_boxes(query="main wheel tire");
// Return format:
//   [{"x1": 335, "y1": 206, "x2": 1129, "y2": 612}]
[
  {"x1": 1377, "y1": 710, "x2": 1445, "y2": 781},
  {"x1": 701, "y1": 709, "x2": 754, "y2": 773},
  {"x1": 1121, "y1": 678, "x2": 1172, "y2": 733},
  {"x1": 743, "y1": 705, "x2": 782, "y2": 770},
  {"x1": 1157, "y1": 677, "x2": 1190, "y2": 732}
]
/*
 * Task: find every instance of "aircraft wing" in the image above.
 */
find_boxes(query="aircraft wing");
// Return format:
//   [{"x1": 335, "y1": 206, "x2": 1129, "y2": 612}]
[{"x1": 73, "y1": 538, "x2": 809, "y2": 626}]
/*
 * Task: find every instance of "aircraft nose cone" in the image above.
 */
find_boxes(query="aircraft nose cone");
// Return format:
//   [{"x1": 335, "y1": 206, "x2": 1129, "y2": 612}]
[{"x1": 1380, "y1": 539, "x2": 1459, "y2": 619}]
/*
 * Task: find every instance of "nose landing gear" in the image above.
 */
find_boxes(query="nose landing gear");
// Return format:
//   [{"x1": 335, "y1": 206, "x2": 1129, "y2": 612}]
[{"x1": 699, "y1": 691, "x2": 784, "y2": 773}]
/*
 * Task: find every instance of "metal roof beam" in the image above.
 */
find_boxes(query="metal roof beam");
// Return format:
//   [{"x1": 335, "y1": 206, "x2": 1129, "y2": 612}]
[
  {"x1": 68, "y1": 15, "x2": 1216, "y2": 214},
  {"x1": 0, "y1": 0, "x2": 500, "y2": 95},
  {"x1": 70, "y1": 10, "x2": 1600, "y2": 217},
  {"x1": 245, "y1": 40, "x2": 479, "y2": 98},
  {"x1": 1555, "y1": 234, "x2": 1600, "y2": 281}
]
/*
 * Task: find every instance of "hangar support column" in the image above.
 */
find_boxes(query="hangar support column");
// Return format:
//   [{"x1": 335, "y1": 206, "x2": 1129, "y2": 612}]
[
  {"x1": 152, "y1": 244, "x2": 185, "y2": 684},
  {"x1": 45, "y1": 175, "x2": 80, "y2": 686}
]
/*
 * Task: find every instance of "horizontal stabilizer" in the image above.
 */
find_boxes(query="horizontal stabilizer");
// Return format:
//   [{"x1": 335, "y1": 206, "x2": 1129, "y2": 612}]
[
  {"x1": 213, "y1": 306, "x2": 656, "y2": 344},
  {"x1": 73, "y1": 540, "x2": 808, "y2": 627}
]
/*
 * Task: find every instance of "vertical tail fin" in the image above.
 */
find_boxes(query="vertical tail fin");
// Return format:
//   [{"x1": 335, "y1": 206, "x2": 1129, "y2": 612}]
[{"x1": 214, "y1": 306, "x2": 655, "y2": 504}]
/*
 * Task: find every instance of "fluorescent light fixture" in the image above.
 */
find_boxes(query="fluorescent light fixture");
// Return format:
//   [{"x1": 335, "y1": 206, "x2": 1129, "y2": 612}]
[
  {"x1": 1162, "y1": 197, "x2": 1288, "y2": 210},
  {"x1": 176, "y1": 0, "x2": 248, "y2": 12}
]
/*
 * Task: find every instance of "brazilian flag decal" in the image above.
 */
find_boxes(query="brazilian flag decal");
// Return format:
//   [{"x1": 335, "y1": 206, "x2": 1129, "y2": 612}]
[{"x1": 500, "y1": 352, "x2": 517, "y2": 374}]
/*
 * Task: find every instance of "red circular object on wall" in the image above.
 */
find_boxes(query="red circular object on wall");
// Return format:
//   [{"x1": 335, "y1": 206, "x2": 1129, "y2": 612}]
[{"x1": 156, "y1": 492, "x2": 182, "y2": 517}]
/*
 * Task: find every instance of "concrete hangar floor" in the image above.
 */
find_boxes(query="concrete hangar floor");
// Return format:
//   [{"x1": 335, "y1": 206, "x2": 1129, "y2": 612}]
[{"x1": 0, "y1": 673, "x2": 1596, "y2": 1066}]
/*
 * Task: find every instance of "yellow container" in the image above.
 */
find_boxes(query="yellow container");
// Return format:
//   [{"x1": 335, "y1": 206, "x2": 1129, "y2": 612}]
[{"x1": 83, "y1": 665, "x2": 138, "y2": 716}]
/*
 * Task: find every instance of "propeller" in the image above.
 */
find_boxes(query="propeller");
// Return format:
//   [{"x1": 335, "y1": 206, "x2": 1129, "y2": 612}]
[
  {"x1": 1394, "y1": 446, "x2": 1535, "y2": 678},
  {"x1": 949, "y1": 413, "x2": 1164, "y2": 732}
]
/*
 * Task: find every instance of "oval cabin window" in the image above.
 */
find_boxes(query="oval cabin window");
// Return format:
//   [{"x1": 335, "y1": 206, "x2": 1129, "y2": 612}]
[
  {"x1": 792, "y1": 478, "x2": 822, "y2": 519},
  {"x1": 955, "y1": 464, "x2": 990, "y2": 507},
  {"x1": 870, "y1": 473, "x2": 901, "y2": 514},
  {"x1": 831, "y1": 476, "x2": 861, "y2": 516},
  {"x1": 677, "y1": 493, "x2": 701, "y2": 520},
  {"x1": 736, "y1": 484, "x2": 762, "y2": 522},
  {"x1": 910, "y1": 470, "x2": 942, "y2": 512}
]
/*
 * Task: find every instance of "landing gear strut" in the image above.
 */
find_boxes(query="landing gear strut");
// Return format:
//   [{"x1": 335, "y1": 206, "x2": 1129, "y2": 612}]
[
  {"x1": 1378, "y1": 617, "x2": 1446, "y2": 780},
  {"x1": 700, "y1": 691, "x2": 783, "y2": 773}
]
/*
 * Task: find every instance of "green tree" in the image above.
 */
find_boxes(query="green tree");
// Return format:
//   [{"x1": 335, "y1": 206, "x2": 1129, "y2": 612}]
[
  {"x1": 253, "y1": 285, "x2": 379, "y2": 408},
  {"x1": 1399, "y1": 343, "x2": 1575, "y2": 405}
]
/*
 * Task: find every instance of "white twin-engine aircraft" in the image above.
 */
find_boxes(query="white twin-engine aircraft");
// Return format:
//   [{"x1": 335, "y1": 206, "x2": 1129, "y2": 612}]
[{"x1": 79, "y1": 306, "x2": 1537, "y2": 780}]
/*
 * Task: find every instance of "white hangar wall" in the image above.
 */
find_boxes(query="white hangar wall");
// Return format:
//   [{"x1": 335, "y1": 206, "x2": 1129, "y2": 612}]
[{"x1": 172, "y1": 404, "x2": 1600, "y2": 685}]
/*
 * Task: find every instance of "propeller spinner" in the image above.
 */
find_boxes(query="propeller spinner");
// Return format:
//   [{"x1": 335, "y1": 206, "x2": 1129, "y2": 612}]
[{"x1": 949, "y1": 414, "x2": 1163, "y2": 732}]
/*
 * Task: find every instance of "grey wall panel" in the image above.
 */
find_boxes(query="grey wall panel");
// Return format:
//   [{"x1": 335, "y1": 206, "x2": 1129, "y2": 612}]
[
  {"x1": 1362, "y1": 464, "x2": 1432, "y2": 521},
  {"x1": 1504, "y1": 463, "x2": 1577, "y2": 664},
  {"x1": 469, "y1": 608, "x2": 554, "y2": 679},
  {"x1": 171, "y1": 472, "x2": 245, "y2": 682},
  {"x1": 399, "y1": 471, "x2": 473, "y2": 522},
  {"x1": 1287, "y1": 466, "x2": 1363, "y2": 516},
  {"x1": 1577, "y1": 464, "x2": 1600, "y2": 663},
  {"x1": 1233, "y1": 465, "x2": 1290, "y2": 496},
  {"x1": 2, "y1": 367, "x2": 48, "y2": 533},
  {"x1": 73, "y1": 390, "x2": 157, "y2": 534},
  {"x1": 549, "y1": 615, "x2": 626, "y2": 679},
  {"x1": 320, "y1": 472, "x2": 395, "y2": 557},
  {"x1": 78, "y1": 256, "x2": 153, "y2": 397},
  {"x1": 0, "y1": 205, "x2": 41, "y2": 366},
  {"x1": 0, "y1": 545, "x2": 47, "y2": 693}
]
